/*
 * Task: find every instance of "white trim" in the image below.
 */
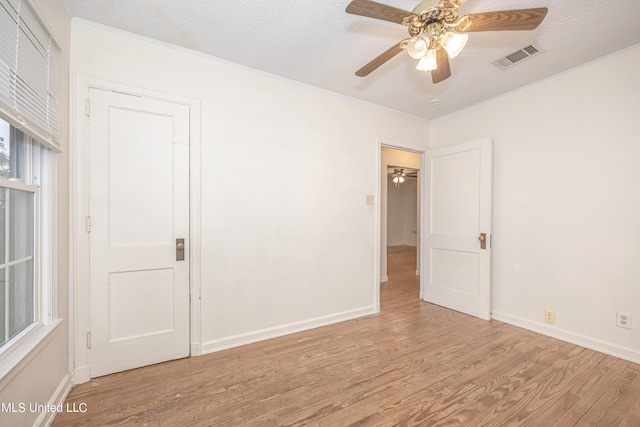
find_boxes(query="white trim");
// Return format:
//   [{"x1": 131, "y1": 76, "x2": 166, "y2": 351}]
[
  {"x1": 34, "y1": 372, "x2": 72, "y2": 427},
  {"x1": 0, "y1": 322, "x2": 39, "y2": 370},
  {"x1": 202, "y1": 306, "x2": 377, "y2": 354},
  {"x1": 418, "y1": 154, "x2": 425, "y2": 299},
  {"x1": 0, "y1": 177, "x2": 38, "y2": 192},
  {"x1": 376, "y1": 139, "x2": 426, "y2": 304},
  {"x1": 373, "y1": 143, "x2": 382, "y2": 312},
  {"x1": 0, "y1": 319, "x2": 62, "y2": 387},
  {"x1": 0, "y1": 256, "x2": 33, "y2": 268},
  {"x1": 188, "y1": 99, "x2": 202, "y2": 357},
  {"x1": 70, "y1": 75, "x2": 202, "y2": 383},
  {"x1": 72, "y1": 364, "x2": 90, "y2": 385},
  {"x1": 43, "y1": 150, "x2": 58, "y2": 322},
  {"x1": 492, "y1": 311, "x2": 640, "y2": 364},
  {"x1": 68, "y1": 73, "x2": 87, "y2": 382}
]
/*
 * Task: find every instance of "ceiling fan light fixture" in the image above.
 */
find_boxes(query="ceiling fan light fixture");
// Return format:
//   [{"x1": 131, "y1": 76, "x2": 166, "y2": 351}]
[
  {"x1": 346, "y1": 0, "x2": 549, "y2": 83},
  {"x1": 416, "y1": 48, "x2": 438, "y2": 71},
  {"x1": 392, "y1": 169, "x2": 406, "y2": 187},
  {"x1": 440, "y1": 31, "x2": 468, "y2": 58},
  {"x1": 406, "y1": 36, "x2": 429, "y2": 59}
]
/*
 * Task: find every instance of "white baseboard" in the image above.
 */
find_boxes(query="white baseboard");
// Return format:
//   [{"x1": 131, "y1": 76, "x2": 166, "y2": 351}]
[
  {"x1": 190, "y1": 342, "x2": 202, "y2": 356},
  {"x1": 380, "y1": 275, "x2": 388, "y2": 282},
  {"x1": 202, "y1": 306, "x2": 377, "y2": 355},
  {"x1": 72, "y1": 364, "x2": 91, "y2": 385},
  {"x1": 36, "y1": 372, "x2": 72, "y2": 427},
  {"x1": 492, "y1": 311, "x2": 640, "y2": 364}
]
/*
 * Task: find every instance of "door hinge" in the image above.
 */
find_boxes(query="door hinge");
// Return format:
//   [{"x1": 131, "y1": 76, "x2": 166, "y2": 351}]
[
  {"x1": 86, "y1": 216, "x2": 91, "y2": 233},
  {"x1": 87, "y1": 332, "x2": 92, "y2": 348},
  {"x1": 85, "y1": 99, "x2": 91, "y2": 117}
]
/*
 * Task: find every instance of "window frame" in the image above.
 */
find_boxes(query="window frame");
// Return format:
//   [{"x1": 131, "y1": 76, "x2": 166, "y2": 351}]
[
  {"x1": 0, "y1": 177, "x2": 39, "y2": 342},
  {"x1": 0, "y1": 116, "x2": 58, "y2": 379}
]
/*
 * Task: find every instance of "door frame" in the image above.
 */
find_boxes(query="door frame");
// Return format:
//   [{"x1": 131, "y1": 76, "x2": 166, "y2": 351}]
[
  {"x1": 376, "y1": 139, "x2": 425, "y2": 311},
  {"x1": 69, "y1": 76, "x2": 202, "y2": 384}
]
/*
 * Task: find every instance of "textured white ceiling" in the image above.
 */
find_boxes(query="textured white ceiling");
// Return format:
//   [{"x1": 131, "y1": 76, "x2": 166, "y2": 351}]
[{"x1": 62, "y1": 0, "x2": 640, "y2": 119}]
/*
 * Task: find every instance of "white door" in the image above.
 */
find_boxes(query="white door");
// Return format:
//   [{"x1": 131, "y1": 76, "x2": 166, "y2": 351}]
[
  {"x1": 423, "y1": 138, "x2": 492, "y2": 320},
  {"x1": 88, "y1": 88, "x2": 191, "y2": 377}
]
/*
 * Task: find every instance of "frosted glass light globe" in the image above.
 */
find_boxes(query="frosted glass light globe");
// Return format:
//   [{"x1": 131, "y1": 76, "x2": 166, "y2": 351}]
[
  {"x1": 416, "y1": 49, "x2": 437, "y2": 71},
  {"x1": 407, "y1": 36, "x2": 428, "y2": 59},
  {"x1": 440, "y1": 32, "x2": 468, "y2": 59}
]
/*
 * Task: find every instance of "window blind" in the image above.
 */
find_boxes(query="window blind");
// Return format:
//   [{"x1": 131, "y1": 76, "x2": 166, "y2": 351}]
[{"x1": 0, "y1": 0, "x2": 60, "y2": 151}]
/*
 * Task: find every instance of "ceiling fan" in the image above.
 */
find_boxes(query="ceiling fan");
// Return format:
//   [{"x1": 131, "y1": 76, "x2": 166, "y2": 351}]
[{"x1": 346, "y1": 0, "x2": 548, "y2": 83}]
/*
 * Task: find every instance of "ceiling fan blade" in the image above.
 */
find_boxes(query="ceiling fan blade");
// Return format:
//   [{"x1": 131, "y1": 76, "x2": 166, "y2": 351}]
[
  {"x1": 457, "y1": 7, "x2": 548, "y2": 32},
  {"x1": 346, "y1": 0, "x2": 414, "y2": 25},
  {"x1": 431, "y1": 47, "x2": 451, "y2": 83},
  {"x1": 356, "y1": 40, "x2": 407, "y2": 77}
]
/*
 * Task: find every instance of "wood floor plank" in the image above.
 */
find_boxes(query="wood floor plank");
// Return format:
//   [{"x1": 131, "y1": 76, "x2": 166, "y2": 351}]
[
  {"x1": 406, "y1": 340, "x2": 574, "y2": 426},
  {"x1": 516, "y1": 350, "x2": 609, "y2": 426},
  {"x1": 575, "y1": 365, "x2": 639, "y2": 426},
  {"x1": 374, "y1": 329, "x2": 552, "y2": 418},
  {"x1": 251, "y1": 312, "x2": 512, "y2": 425},
  {"x1": 465, "y1": 346, "x2": 605, "y2": 426},
  {"x1": 53, "y1": 246, "x2": 640, "y2": 426},
  {"x1": 550, "y1": 357, "x2": 631, "y2": 427}
]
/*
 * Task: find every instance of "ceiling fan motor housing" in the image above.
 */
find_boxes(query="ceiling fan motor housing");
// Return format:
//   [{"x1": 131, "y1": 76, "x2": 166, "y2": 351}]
[
  {"x1": 412, "y1": 0, "x2": 441, "y2": 14},
  {"x1": 405, "y1": 7, "x2": 459, "y2": 38}
]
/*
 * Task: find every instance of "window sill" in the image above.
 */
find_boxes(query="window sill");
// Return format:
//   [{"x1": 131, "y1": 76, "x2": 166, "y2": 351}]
[{"x1": 0, "y1": 319, "x2": 63, "y2": 386}]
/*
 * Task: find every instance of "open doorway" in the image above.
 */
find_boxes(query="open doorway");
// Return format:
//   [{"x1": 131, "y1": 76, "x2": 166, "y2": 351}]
[{"x1": 380, "y1": 147, "x2": 422, "y2": 310}]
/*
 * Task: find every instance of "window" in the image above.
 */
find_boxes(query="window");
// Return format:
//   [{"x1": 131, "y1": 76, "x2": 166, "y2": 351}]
[
  {"x1": 0, "y1": 0, "x2": 58, "y2": 364},
  {"x1": 0, "y1": 116, "x2": 53, "y2": 352}
]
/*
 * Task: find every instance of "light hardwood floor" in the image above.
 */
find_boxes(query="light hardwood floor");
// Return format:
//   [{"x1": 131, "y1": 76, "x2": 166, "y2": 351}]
[{"x1": 54, "y1": 246, "x2": 640, "y2": 426}]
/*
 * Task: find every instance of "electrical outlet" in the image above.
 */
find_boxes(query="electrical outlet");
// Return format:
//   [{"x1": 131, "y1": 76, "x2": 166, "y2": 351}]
[
  {"x1": 545, "y1": 310, "x2": 555, "y2": 324},
  {"x1": 616, "y1": 311, "x2": 632, "y2": 329}
]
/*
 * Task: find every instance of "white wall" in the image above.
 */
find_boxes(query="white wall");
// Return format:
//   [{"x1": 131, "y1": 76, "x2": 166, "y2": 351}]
[
  {"x1": 387, "y1": 177, "x2": 418, "y2": 247},
  {"x1": 430, "y1": 44, "x2": 640, "y2": 362},
  {"x1": 69, "y1": 21, "x2": 430, "y2": 355},
  {"x1": 0, "y1": 1, "x2": 72, "y2": 426}
]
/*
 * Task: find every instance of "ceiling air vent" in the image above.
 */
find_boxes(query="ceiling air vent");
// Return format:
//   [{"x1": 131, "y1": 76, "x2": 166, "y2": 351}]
[{"x1": 492, "y1": 43, "x2": 543, "y2": 70}]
